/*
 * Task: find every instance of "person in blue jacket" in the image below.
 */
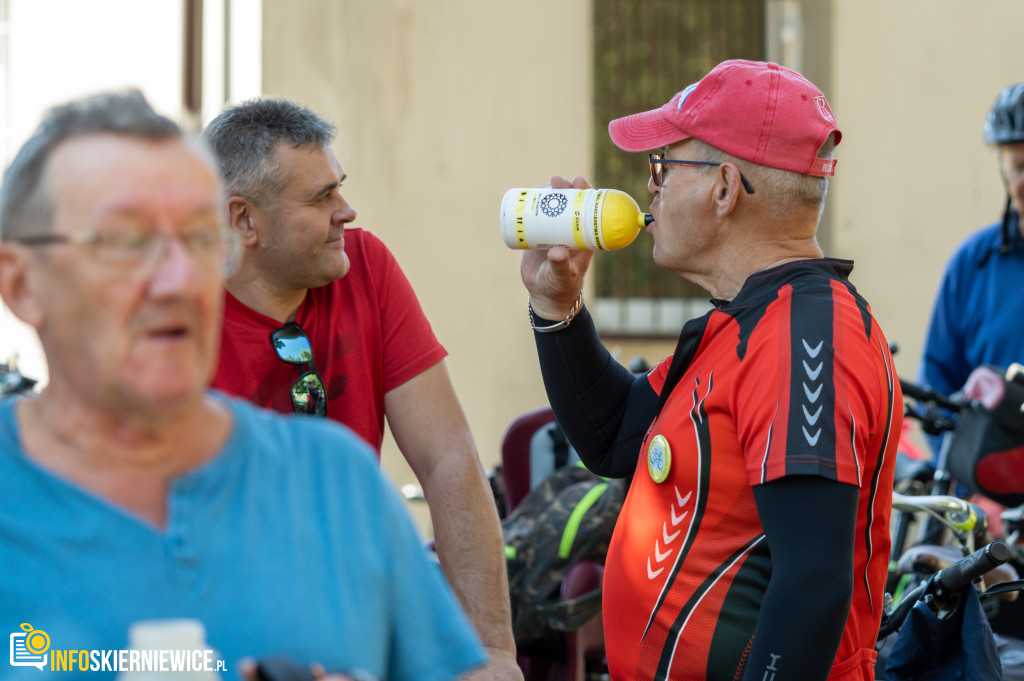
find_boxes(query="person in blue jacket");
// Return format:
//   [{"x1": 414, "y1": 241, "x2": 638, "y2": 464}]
[
  {"x1": 919, "y1": 83, "x2": 1024, "y2": 412},
  {"x1": 917, "y1": 82, "x2": 1024, "y2": 644}
]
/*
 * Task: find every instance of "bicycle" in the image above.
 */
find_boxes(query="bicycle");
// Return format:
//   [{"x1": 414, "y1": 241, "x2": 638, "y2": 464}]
[
  {"x1": 877, "y1": 489, "x2": 1024, "y2": 680},
  {"x1": 890, "y1": 366, "x2": 1024, "y2": 585},
  {"x1": 880, "y1": 364, "x2": 1024, "y2": 678},
  {"x1": 888, "y1": 376, "x2": 973, "y2": 596},
  {"x1": 887, "y1": 491, "x2": 1016, "y2": 610}
]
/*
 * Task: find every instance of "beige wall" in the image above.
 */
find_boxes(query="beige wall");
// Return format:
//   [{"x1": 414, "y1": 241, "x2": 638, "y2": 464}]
[
  {"x1": 260, "y1": 0, "x2": 593, "y2": 532},
  {"x1": 259, "y1": 0, "x2": 1024, "y2": 534},
  {"x1": 830, "y1": 1, "x2": 1024, "y2": 380}
]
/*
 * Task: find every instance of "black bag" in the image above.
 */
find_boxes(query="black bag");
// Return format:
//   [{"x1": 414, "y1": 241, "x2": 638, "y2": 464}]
[
  {"x1": 502, "y1": 464, "x2": 626, "y2": 659},
  {"x1": 948, "y1": 366, "x2": 1024, "y2": 507}
]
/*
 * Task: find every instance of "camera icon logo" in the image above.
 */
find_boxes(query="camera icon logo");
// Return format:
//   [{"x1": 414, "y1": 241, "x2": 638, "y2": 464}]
[{"x1": 10, "y1": 623, "x2": 50, "y2": 670}]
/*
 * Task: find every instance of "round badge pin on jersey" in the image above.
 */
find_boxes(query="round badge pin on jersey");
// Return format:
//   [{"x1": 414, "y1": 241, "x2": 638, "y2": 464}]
[{"x1": 647, "y1": 434, "x2": 671, "y2": 483}]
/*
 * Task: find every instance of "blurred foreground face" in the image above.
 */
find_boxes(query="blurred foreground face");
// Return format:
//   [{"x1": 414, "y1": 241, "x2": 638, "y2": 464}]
[{"x1": 35, "y1": 134, "x2": 225, "y2": 415}]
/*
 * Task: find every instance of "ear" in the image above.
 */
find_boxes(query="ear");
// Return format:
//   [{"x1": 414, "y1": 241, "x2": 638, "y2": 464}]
[
  {"x1": 711, "y1": 163, "x2": 744, "y2": 217},
  {"x1": 0, "y1": 245, "x2": 45, "y2": 329},
  {"x1": 226, "y1": 196, "x2": 260, "y2": 247}
]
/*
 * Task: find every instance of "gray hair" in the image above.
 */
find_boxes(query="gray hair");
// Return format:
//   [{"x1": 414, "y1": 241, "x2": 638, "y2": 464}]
[
  {"x1": 0, "y1": 89, "x2": 181, "y2": 241},
  {"x1": 200, "y1": 98, "x2": 336, "y2": 205},
  {"x1": 689, "y1": 136, "x2": 835, "y2": 221}
]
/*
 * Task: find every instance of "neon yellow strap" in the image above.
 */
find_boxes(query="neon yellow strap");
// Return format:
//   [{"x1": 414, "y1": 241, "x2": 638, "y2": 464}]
[{"x1": 558, "y1": 483, "x2": 609, "y2": 559}]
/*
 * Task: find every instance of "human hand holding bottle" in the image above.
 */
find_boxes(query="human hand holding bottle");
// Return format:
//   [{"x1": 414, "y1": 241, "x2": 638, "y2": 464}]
[{"x1": 519, "y1": 175, "x2": 597, "y2": 321}]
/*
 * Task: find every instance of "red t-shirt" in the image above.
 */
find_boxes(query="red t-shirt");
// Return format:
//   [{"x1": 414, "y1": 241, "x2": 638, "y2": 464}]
[
  {"x1": 603, "y1": 260, "x2": 900, "y2": 681},
  {"x1": 213, "y1": 228, "x2": 447, "y2": 451}
]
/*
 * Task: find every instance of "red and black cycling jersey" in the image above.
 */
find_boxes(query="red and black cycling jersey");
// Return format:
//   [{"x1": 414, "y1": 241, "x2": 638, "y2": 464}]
[{"x1": 602, "y1": 259, "x2": 900, "y2": 681}]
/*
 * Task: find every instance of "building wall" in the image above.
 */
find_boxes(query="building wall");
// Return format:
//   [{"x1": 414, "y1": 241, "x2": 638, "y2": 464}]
[
  {"x1": 830, "y1": 0, "x2": 1024, "y2": 381},
  {"x1": 259, "y1": 0, "x2": 593, "y2": 531}
]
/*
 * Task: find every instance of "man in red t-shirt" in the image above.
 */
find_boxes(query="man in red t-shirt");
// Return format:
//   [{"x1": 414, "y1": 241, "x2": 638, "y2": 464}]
[
  {"x1": 520, "y1": 60, "x2": 901, "y2": 680},
  {"x1": 201, "y1": 99, "x2": 520, "y2": 681}
]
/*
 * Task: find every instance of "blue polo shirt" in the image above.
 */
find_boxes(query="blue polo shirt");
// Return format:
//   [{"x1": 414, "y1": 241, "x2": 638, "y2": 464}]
[{"x1": 0, "y1": 393, "x2": 486, "y2": 680}]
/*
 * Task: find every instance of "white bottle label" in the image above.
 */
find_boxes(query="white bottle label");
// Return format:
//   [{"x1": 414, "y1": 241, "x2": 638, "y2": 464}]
[{"x1": 500, "y1": 187, "x2": 606, "y2": 250}]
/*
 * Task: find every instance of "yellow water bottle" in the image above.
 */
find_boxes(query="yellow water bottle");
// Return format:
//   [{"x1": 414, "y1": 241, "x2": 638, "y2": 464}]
[{"x1": 500, "y1": 187, "x2": 652, "y2": 251}]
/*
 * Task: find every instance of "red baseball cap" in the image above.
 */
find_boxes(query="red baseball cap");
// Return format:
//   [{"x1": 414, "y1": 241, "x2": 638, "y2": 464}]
[{"x1": 608, "y1": 60, "x2": 842, "y2": 177}]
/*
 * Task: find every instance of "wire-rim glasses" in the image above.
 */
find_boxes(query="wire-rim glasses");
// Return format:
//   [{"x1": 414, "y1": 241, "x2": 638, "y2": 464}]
[
  {"x1": 11, "y1": 225, "x2": 243, "y2": 277},
  {"x1": 648, "y1": 153, "x2": 755, "y2": 194},
  {"x1": 270, "y1": 322, "x2": 327, "y2": 416}
]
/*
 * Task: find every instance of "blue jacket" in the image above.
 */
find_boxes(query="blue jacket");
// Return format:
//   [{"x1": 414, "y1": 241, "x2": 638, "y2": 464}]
[{"x1": 919, "y1": 208, "x2": 1024, "y2": 400}]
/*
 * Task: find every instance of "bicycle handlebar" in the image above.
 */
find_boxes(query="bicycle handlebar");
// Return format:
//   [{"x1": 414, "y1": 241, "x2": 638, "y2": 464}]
[
  {"x1": 891, "y1": 492, "x2": 989, "y2": 538},
  {"x1": 879, "y1": 541, "x2": 1011, "y2": 641},
  {"x1": 892, "y1": 492, "x2": 970, "y2": 514},
  {"x1": 899, "y1": 379, "x2": 962, "y2": 412},
  {"x1": 933, "y1": 541, "x2": 1010, "y2": 597}
]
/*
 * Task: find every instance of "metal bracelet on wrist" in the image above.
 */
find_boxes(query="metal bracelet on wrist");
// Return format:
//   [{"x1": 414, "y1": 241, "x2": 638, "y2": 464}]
[{"x1": 528, "y1": 291, "x2": 584, "y2": 333}]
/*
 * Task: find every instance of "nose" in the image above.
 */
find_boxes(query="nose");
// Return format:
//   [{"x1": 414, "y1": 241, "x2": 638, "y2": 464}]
[
  {"x1": 148, "y1": 236, "x2": 208, "y2": 295},
  {"x1": 648, "y1": 174, "x2": 659, "y2": 195},
  {"x1": 332, "y1": 192, "x2": 357, "y2": 225}
]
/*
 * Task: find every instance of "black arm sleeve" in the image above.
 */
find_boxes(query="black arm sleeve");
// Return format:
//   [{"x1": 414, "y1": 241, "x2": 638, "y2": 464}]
[
  {"x1": 742, "y1": 476, "x2": 859, "y2": 681},
  {"x1": 533, "y1": 306, "x2": 659, "y2": 478}
]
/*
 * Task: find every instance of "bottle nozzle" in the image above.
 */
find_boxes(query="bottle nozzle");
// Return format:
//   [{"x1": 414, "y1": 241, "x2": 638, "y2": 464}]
[{"x1": 639, "y1": 213, "x2": 654, "y2": 227}]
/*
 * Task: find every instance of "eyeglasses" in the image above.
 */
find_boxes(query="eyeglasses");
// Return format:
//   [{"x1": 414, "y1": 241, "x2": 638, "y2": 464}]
[
  {"x1": 270, "y1": 322, "x2": 327, "y2": 416},
  {"x1": 12, "y1": 225, "x2": 242, "y2": 277},
  {"x1": 648, "y1": 153, "x2": 755, "y2": 194}
]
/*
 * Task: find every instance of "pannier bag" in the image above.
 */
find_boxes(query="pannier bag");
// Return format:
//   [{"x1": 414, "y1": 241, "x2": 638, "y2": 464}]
[{"x1": 949, "y1": 363, "x2": 1024, "y2": 507}]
